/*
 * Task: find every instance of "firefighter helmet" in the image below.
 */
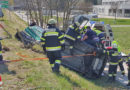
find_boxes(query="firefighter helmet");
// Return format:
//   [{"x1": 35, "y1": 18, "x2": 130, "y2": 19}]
[{"x1": 48, "y1": 19, "x2": 57, "y2": 25}]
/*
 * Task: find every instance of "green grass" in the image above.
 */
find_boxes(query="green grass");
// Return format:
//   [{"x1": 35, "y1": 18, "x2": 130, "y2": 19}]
[
  {"x1": 92, "y1": 18, "x2": 130, "y2": 25},
  {"x1": 112, "y1": 27, "x2": 130, "y2": 54},
  {"x1": 0, "y1": 9, "x2": 127, "y2": 89}
]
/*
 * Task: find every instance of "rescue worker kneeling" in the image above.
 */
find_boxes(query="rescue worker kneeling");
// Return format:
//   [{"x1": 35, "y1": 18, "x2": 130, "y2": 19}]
[
  {"x1": 41, "y1": 19, "x2": 65, "y2": 73},
  {"x1": 108, "y1": 40, "x2": 121, "y2": 82}
]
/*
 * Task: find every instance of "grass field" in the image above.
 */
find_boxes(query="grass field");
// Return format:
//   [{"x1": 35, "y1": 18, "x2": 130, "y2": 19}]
[
  {"x1": 92, "y1": 18, "x2": 130, "y2": 25},
  {"x1": 0, "y1": 10, "x2": 128, "y2": 89},
  {"x1": 112, "y1": 27, "x2": 130, "y2": 54}
]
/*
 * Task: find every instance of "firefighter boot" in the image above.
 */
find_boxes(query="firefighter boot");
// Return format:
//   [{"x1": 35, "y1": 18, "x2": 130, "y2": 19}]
[
  {"x1": 53, "y1": 63, "x2": 60, "y2": 73},
  {"x1": 127, "y1": 82, "x2": 130, "y2": 86},
  {"x1": 113, "y1": 76, "x2": 116, "y2": 82},
  {"x1": 122, "y1": 71, "x2": 125, "y2": 76}
]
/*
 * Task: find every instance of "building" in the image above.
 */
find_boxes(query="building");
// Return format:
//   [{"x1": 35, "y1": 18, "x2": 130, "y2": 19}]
[{"x1": 93, "y1": 0, "x2": 130, "y2": 17}]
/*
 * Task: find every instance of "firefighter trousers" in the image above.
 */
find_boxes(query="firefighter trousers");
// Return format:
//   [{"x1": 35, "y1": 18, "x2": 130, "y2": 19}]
[
  {"x1": 118, "y1": 60, "x2": 125, "y2": 73},
  {"x1": 47, "y1": 51, "x2": 62, "y2": 71},
  {"x1": 66, "y1": 38, "x2": 75, "y2": 55},
  {"x1": 128, "y1": 65, "x2": 130, "y2": 83},
  {"x1": 0, "y1": 42, "x2": 3, "y2": 61},
  {"x1": 108, "y1": 56, "x2": 119, "y2": 77}
]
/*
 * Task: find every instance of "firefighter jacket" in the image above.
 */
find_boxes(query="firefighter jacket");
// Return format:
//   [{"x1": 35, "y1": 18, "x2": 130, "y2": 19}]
[
  {"x1": 112, "y1": 41, "x2": 121, "y2": 54},
  {"x1": 93, "y1": 28, "x2": 104, "y2": 39},
  {"x1": 65, "y1": 25, "x2": 81, "y2": 41},
  {"x1": 40, "y1": 26, "x2": 65, "y2": 52}
]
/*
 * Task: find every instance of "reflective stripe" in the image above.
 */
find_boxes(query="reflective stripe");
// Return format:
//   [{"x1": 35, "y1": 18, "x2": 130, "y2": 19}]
[
  {"x1": 109, "y1": 74, "x2": 112, "y2": 77},
  {"x1": 58, "y1": 35, "x2": 64, "y2": 39},
  {"x1": 122, "y1": 71, "x2": 125, "y2": 73},
  {"x1": 118, "y1": 59, "x2": 122, "y2": 63},
  {"x1": 41, "y1": 38, "x2": 45, "y2": 41},
  {"x1": 55, "y1": 60, "x2": 61, "y2": 64},
  {"x1": 75, "y1": 28, "x2": 79, "y2": 31},
  {"x1": 113, "y1": 74, "x2": 116, "y2": 76},
  {"x1": 46, "y1": 46, "x2": 61, "y2": 51},
  {"x1": 41, "y1": 42, "x2": 45, "y2": 45},
  {"x1": 109, "y1": 62, "x2": 118, "y2": 65},
  {"x1": 69, "y1": 46, "x2": 73, "y2": 49},
  {"x1": 77, "y1": 36, "x2": 81, "y2": 39},
  {"x1": 69, "y1": 25, "x2": 74, "y2": 29},
  {"x1": 45, "y1": 32, "x2": 58, "y2": 36},
  {"x1": 51, "y1": 64, "x2": 54, "y2": 68},
  {"x1": 60, "y1": 40, "x2": 65, "y2": 44},
  {"x1": 112, "y1": 53, "x2": 119, "y2": 56},
  {"x1": 0, "y1": 51, "x2": 2, "y2": 55},
  {"x1": 65, "y1": 35, "x2": 76, "y2": 41}
]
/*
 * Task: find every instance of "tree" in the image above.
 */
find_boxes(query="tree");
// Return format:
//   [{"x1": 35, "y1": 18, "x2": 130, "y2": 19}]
[
  {"x1": 110, "y1": 1, "x2": 119, "y2": 23},
  {"x1": 78, "y1": 1, "x2": 93, "y2": 14}
]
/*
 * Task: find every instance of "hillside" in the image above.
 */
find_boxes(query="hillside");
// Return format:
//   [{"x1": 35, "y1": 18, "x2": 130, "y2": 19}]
[{"x1": 0, "y1": 10, "x2": 125, "y2": 90}]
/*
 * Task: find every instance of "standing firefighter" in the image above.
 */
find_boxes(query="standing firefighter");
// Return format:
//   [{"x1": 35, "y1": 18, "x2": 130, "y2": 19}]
[
  {"x1": 65, "y1": 22, "x2": 81, "y2": 55},
  {"x1": 108, "y1": 40, "x2": 121, "y2": 82},
  {"x1": 0, "y1": 37, "x2": 3, "y2": 61},
  {"x1": 126, "y1": 54, "x2": 130, "y2": 86},
  {"x1": 41, "y1": 19, "x2": 65, "y2": 73}
]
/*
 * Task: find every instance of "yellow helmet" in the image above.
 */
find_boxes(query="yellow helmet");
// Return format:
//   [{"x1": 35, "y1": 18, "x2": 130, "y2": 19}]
[{"x1": 48, "y1": 19, "x2": 57, "y2": 25}]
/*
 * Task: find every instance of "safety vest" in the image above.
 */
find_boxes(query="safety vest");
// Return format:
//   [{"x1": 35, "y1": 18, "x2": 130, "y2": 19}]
[
  {"x1": 111, "y1": 40, "x2": 121, "y2": 56},
  {"x1": 65, "y1": 25, "x2": 81, "y2": 41},
  {"x1": 112, "y1": 41, "x2": 121, "y2": 52},
  {"x1": 41, "y1": 27, "x2": 65, "y2": 51},
  {"x1": 93, "y1": 28, "x2": 102, "y2": 35}
]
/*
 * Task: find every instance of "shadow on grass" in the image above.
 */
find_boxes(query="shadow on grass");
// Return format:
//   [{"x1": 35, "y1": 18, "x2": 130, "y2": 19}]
[
  {"x1": 84, "y1": 75, "x2": 127, "y2": 90},
  {"x1": 0, "y1": 63, "x2": 16, "y2": 75},
  {"x1": 62, "y1": 66, "x2": 126, "y2": 89}
]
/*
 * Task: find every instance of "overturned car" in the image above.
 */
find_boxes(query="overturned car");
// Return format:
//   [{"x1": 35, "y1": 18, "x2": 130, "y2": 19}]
[{"x1": 15, "y1": 20, "x2": 114, "y2": 79}]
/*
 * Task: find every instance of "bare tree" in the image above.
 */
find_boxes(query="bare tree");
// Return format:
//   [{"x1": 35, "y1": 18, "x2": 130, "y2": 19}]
[
  {"x1": 111, "y1": 1, "x2": 119, "y2": 22},
  {"x1": 24, "y1": 0, "x2": 79, "y2": 30},
  {"x1": 62, "y1": 0, "x2": 79, "y2": 30},
  {"x1": 78, "y1": 1, "x2": 93, "y2": 14}
]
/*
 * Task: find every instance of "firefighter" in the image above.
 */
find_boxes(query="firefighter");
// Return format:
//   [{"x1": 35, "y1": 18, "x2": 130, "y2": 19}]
[
  {"x1": 65, "y1": 22, "x2": 81, "y2": 55},
  {"x1": 93, "y1": 27, "x2": 105, "y2": 39},
  {"x1": 108, "y1": 40, "x2": 121, "y2": 82},
  {"x1": 41, "y1": 19, "x2": 65, "y2": 73},
  {"x1": 29, "y1": 20, "x2": 36, "y2": 26},
  {"x1": 0, "y1": 37, "x2": 3, "y2": 61},
  {"x1": 82, "y1": 26, "x2": 98, "y2": 48},
  {"x1": 126, "y1": 54, "x2": 130, "y2": 86}
]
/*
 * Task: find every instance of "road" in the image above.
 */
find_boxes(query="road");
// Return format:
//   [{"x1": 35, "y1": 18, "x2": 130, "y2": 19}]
[{"x1": 14, "y1": 11, "x2": 28, "y2": 22}]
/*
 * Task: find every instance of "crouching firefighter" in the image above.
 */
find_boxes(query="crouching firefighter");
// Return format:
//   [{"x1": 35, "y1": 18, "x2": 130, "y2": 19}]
[
  {"x1": 41, "y1": 19, "x2": 65, "y2": 73},
  {"x1": 0, "y1": 37, "x2": 3, "y2": 61},
  {"x1": 108, "y1": 40, "x2": 121, "y2": 82},
  {"x1": 65, "y1": 22, "x2": 81, "y2": 55}
]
